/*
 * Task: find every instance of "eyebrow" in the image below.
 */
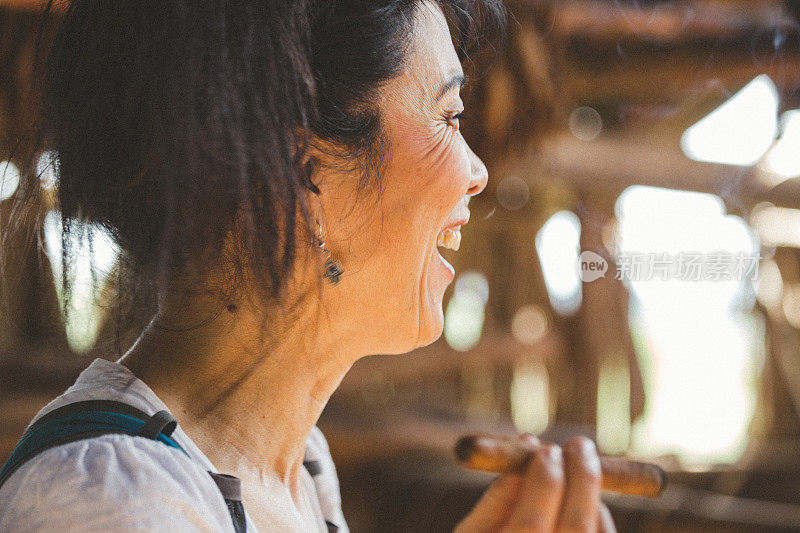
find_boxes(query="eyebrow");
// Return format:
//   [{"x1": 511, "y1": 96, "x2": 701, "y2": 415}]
[{"x1": 437, "y1": 74, "x2": 466, "y2": 100}]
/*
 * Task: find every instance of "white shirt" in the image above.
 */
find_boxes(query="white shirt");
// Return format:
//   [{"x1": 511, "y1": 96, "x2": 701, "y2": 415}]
[{"x1": 0, "y1": 359, "x2": 348, "y2": 532}]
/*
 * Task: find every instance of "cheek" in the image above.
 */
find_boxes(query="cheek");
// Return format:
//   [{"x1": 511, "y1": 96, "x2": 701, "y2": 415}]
[
  {"x1": 438, "y1": 138, "x2": 471, "y2": 199},
  {"x1": 405, "y1": 131, "x2": 471, "y2": 218},
  {"x1": 371, "y1": 123, "x2": 471, "y2": 279}
]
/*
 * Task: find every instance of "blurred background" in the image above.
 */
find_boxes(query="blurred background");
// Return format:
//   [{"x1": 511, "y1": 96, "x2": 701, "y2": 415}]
[{"x1": 4, "y1": 0, "x2": 800, "y2": 531}]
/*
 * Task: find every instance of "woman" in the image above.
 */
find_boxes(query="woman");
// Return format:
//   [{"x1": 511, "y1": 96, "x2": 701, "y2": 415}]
[{"x1": 0, "y1": 1, "x2": 616, "y2": 531}]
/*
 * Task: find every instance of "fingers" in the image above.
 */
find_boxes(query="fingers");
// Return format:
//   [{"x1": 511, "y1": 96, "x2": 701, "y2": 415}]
[
  {"x1": 556, "y1": 437, "x2": 603, "y2": 531},
  {"x1": 457, "y1": 434, "x2": 614, "y2": 533},
  {"x1": 454, "y1": 473, "x2": 524, "y2": 533},
  {"x1": 503, "y1": 443, "x2": 565, "y2": 532},
  {"x1": 455, "y1": 435, "x2": 538, "y2": 533},
  {"x1": 597, "y1": 504, "x2": 617, "y2": 533}
]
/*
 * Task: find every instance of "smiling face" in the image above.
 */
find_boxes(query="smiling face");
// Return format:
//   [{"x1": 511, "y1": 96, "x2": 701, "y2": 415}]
[{"x1": 314, "y1": 2, "x2": 488, "y2": 356}]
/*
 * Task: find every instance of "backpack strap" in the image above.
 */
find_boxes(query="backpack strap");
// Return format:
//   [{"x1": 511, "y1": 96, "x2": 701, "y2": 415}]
[
  {"x1": 209, "y1": 473, "x2": 246, "y2": 533},
  {"x1": 0, "y1": 400, "x2": 187, "y2": 486},
  {"x1": 137, "y1": 409, "x2": 178, "y2": 440},
  {"x1": 0, "y1": 400, "x2": 246, "y2": 533}
]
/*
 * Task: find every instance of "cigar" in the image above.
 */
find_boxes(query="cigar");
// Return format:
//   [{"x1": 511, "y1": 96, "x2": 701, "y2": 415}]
[{"x1": 455, "y1": 434, "x2": 666, "y2": 498}]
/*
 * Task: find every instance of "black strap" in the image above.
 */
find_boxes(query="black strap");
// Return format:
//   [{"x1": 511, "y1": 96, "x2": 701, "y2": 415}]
[
  {"x1": 0, "y1": 400, "x2": 188, "y2": 488},
  {"x1": 225, "y1": 499, "x2": 247, "y2": 533},
  {"x1": 209, "y1": 473, "x2": 242, "y2": 501},
  {"x1": 303, "y1": 460, "x2": 322, "y2": 476},
  {"x1": 210, "y1": 473, "x2": 246, "y2": 533},
  {"x1": 137, "y1": 410, "x2": 177, "y2": 439},
  {"x1": 0, "y1": 400, "x2": 246, "y2": 533}
]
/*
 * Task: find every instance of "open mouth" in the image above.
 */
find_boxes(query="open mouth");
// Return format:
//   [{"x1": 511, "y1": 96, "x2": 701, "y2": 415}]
[{"x1": 437, "y1": 225, "x2": 462, "y2": 251}]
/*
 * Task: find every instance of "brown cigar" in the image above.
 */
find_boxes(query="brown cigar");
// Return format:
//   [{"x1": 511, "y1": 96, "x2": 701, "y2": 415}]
[{"x1": 455, "y1": 434, "x2": 666, "y2": 498}]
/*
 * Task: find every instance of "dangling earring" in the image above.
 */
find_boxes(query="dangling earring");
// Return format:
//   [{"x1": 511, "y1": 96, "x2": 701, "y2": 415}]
[{"x1": 317, "y1": 223, "x2": 344, "y2": 285}]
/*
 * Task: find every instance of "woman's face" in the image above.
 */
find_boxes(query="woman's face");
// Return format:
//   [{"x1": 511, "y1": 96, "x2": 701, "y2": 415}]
[{"x1": 317, "y1": 2, "x2": 487, "y2": 356}]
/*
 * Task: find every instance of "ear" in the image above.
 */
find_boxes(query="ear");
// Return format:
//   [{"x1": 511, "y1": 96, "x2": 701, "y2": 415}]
[
  {"x1": 294, "y1": 127, "x2": 321, "y2": 195},
  {"x1": 300, "y1": 135, "x2": 350, "y2": 199}
]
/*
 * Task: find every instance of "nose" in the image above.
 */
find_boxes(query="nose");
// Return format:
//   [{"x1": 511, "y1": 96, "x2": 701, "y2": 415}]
[{"x1": 465, "y1": 143, "x2": 488, "y2": 197}]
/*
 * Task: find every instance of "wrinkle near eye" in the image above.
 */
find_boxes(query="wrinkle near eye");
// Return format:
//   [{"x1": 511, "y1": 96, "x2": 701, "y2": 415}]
[{"x1": 416, "y1": 123, "x2": 463, "y2": 175}]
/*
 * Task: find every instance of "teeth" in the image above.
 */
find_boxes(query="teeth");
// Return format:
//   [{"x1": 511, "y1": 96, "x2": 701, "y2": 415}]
[{"x1": 437, "y1": 226, "x2": 462, "y2": 251}]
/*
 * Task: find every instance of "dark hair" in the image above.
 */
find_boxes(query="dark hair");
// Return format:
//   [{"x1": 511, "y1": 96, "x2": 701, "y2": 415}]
[
  {"x1": 309, "y1": 0, "x2": 506, "y2": 186},
  {"x1": 21, "y1": 0, "x2": 505, "y2": 322}
]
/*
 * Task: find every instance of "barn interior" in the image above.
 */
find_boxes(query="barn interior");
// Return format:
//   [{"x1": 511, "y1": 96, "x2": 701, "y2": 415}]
[{"x1": 3, "y1": 1, "x2": 800, "y2": 531}]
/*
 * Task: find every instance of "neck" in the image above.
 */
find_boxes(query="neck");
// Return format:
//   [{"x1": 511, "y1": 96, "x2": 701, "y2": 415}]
[{"x1": 119, "y1": 294, "x2": 354, "y2": 490}]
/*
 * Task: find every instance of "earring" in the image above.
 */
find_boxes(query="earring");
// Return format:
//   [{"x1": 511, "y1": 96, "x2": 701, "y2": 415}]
[{"x1": 317, "y1": 223, "x2": 344, "y2": 285}]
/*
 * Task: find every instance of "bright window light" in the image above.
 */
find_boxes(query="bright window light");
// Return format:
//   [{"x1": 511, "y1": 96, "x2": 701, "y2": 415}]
[
  {"x1": 616, "y1": 186, "x2": 758, "y2": 308},
  {"x1": 44, "y1": 210, "x2": 120, "y2": 353},
  {"x1": 762, "y1": 110, "x2": 800, "y2": 184},
  {"x1": 444, "y1": 271, "x2": 489, "y2": 352},
  {"x1": 511, "y1": 360, "x2": 550, "y2": 436},
  {"x1": 536, "y1": 211, "x2": 582, "y2": 316},
  {"x1": 617, "y1": 186, "x2": 763, "y2": 465},
  {"x1": 597, "y1": 354, "x2": 631, "y2": 455},
  {"x1": 751, "y1": 204, "x2": 800, "y2": 248},
  {"x1": 0, "y1": 161, "x2": 20, "y2": 201},
  {"x1": 681, "y1": 75, "x2": 778, "y2": 166}
]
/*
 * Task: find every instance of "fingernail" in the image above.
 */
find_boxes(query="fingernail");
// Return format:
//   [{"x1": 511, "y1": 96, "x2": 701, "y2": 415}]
[
  {"x1": 546, "y1": 445, "x2": 563, "y2": 464},
  {"x1": 568, "y1": 438, "x2": 601, "y2": 475}
]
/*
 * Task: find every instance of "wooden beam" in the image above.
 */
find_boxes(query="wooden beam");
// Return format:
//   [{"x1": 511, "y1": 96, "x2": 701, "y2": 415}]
[
  {"x1": 548, "y1": 0, "x2": 789, "y2": 44},
  {"x1": 559, "y1": 53, "x2": 800, "y2": 105},
  {"x1": 496, "y1": 132, "x2": 800, "y2": 209}
]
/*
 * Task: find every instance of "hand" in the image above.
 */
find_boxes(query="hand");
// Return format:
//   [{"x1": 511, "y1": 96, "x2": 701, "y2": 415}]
[{"x1": 454, "y1": 435, "x2": 617, "y2": 533}]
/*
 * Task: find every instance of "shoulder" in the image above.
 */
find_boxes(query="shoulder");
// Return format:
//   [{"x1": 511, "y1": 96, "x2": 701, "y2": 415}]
[{"x1": 0, "y1": 434, "x2": 233, "y2": 532}]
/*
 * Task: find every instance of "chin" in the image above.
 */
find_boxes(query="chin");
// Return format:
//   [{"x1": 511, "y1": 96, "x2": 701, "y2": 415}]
[
  {"x1": 414, "y1": 307, "x2": 445, "y2": 350},
  {"x1": 415, "y1": 329, "x2": 443, "y2": 350},
  {"x1": 376, "y1": 308, "x2": 443, "y2": 356},
  {"x1": 379, "y1": 268, "x2": 448, "y2": 354}
]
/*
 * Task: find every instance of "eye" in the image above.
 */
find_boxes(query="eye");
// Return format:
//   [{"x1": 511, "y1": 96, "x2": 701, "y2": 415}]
[{"x1": 447, "y1": 112, "x2": 467, "y2": 130}]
